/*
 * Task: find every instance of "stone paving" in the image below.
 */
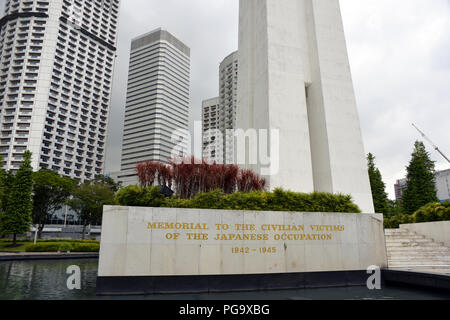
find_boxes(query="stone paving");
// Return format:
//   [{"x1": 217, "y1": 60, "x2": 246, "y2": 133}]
[{"x1": 386, "y1": 228, "x2": 450, "y2": 276}]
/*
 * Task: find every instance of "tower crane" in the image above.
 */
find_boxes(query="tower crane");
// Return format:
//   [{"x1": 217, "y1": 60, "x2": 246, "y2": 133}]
[{"x1": 412, "y1": 123, "x2": 450, "y2": 164}]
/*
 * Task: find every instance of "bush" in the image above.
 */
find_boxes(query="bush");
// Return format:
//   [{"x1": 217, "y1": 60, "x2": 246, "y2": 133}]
[
  {"x1": 70, "y1": 243, "x2": 100, "y2": 252},
  {"x1": 162, "y1": 188, "x2": 361, "y2": 213},
  {"x1": 24, "y1": 241, "x2": 100, "y2": 252},
  {"x1": 383, "y1": 214, "x2": 414, "y2": 229},
  {"x1": 413, "y1": 201, "x2": 450, "y2": 223},
  {"x1": 0, "y1": 239, "x2": 99, "y2": 244},
  {"x1": 25, "y1": 243, "x2": 64, "y2": 252},
  {"x1": 383, "y1": 202, "x2": 450, "y2": 228},
  {"x1": 115, "y1": 185, "x2": 166, "y2": 207}
]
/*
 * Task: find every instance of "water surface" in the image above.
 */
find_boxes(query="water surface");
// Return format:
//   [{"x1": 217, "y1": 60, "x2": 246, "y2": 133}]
[{"x1": 0, "y1": 260, "x2": 449, "y2": 300}]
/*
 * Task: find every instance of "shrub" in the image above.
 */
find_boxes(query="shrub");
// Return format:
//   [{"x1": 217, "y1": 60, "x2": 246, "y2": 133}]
[
  {"x1": 24, "y1": 242, "x2": 100, "y2": 252},
  {"x1": 25, "y1": 243, "x2": 63, "y2": 252},
  {"x1": 115, "y1": 185, "x2": 166, "y2": 207},
  {"x1": 413, "y1": 201, "x2": 450, "y2": 223},
  {"x1": 384, "y1": 214, "x2": 414, "y2": 229},
  {"x1": 70, "y1": 243, "x2": 100, "y2": 252},
  {"x1": 0, "y1": 239, "x2": 99, "y2": 244}
]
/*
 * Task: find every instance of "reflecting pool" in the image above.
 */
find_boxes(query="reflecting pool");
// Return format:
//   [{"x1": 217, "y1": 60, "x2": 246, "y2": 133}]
[{"x1": 0, "y1": 260, "x2": 449, "y2": 300}]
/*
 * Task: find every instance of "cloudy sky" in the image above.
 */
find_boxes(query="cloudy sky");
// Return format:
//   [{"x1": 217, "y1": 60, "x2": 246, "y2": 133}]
[{"x1": 2, "y1": 0, "x2": 449, "y2": 199}]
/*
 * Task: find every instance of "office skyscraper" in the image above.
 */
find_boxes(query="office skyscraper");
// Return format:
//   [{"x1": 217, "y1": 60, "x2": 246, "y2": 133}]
[
  {"x1": 0, "y1": 0, "x2": 120, "y2": 181},
  {"x1": 119, "y1": 28, "x2": 190, "y2": 186}
]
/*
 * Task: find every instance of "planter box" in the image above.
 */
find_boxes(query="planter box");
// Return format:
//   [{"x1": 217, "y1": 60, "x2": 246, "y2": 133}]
[{"x1": 97, "y1": 206, "x2": 387, "y2": 295}]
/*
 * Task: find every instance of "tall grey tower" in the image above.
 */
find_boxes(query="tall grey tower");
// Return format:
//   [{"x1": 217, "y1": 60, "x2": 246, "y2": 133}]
[
  {"x1": 0, "y1": 0, "x2": 120, "y2": 181},
  {"x1": 119, "y1": 28, "x2": 190, "y2": 186},
  {"x1": 238, "y1": 0, "x2": 375, "y2": 213}
]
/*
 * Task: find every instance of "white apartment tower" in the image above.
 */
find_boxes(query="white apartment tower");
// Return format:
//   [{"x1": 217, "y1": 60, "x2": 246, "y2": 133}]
[
  {"x1": 0, "y1": 0, "x2": 120, "y2": 181},
  {"x1": 219, "y1": 51, "x2": 238, "y2": 164},
  {"x1": 119, "y1": 28, "x2": 190, "y2": 186},
  {"x1": 202, "y1": 51, "x2": 238, "y2": 165},
  {"x1": 202, "y1": 97, "x2": 221, "y2": 163}
]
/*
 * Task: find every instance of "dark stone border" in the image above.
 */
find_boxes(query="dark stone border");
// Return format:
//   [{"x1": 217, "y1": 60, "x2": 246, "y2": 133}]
[
  {"x1": 0, "y1": 253, "x2": 98, "y2": 262},
  {"x1": 383, "y1": 269, "x2": 450, "y2": 291},
  {"x1": 96, "y1": 270, "x2": 371, "y2": 296}
]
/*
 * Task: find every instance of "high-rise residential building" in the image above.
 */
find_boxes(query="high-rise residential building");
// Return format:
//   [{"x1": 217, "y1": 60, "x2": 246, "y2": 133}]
[
  {"x1": 436, "y1": 169, "x2": 450, "y2": 202},
  {"x1": 201, "y1": 51, "x2": 238, "y2": 165},
  {"x1": 0, "y1": 0, "x2": 120, "y2": 181},
  {"x1": 119, "y1": 28, "x2": 190, "y2": 186},
  {"x1": 202, "y1": 97, "x2": 221, "y2": 163},
  {"x1": 394, "y1": 178, "x2": 408, "y2": 202},
  {"x1": 219, "y1": 51, "x2": 238, "y2": 164}
]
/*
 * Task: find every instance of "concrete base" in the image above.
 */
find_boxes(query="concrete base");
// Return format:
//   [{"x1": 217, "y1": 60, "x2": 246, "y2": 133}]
[{"x1": 383, "y1": 269, "x2": 450, "y2": 292}]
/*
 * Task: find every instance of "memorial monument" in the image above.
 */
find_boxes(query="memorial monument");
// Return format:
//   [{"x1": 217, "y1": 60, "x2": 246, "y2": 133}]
[{"x1": 237, "y1": 0, "x2": 375, "y2": 213}]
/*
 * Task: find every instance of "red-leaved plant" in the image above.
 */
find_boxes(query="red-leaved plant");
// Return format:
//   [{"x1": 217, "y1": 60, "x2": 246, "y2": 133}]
[{"x1": 135, "y1": 157, "x2": 267, "y2": 199}]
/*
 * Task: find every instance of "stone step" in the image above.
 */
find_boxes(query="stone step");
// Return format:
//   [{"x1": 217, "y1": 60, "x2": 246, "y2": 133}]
[
  {"x1": 386, "y1": 240, "x2": 443, "y2": 247},
  {"x1": 385, "y1": 229, "x2": 415, "y2": 234},
  {"x1": 385, "y1": 229, "x2": 450, "y2": 272},
  {"x1": 388, "y1": 255, "x2": 450, "y2": 260},
  {"x1": 385, "y1": 233, "x2": 417, "y2": 238},
  {"x1": 386, "y1": 234, "x2": 426, "y2": 240},
  {"x1": 387, "y1": 246, "x2": 450, "y2": 255},
  {"x1": 388, "y1": 262, "x2": 450, "y2": 269},
  {"x1": 388, "y1": 258, "x2": 450, "y2": 263},
  {"x1": 388, "y1": 255, "x2": 450, "y2": 261},
  {"x1": 386, "y1": 238, "x2": 438, "y2": 243}
]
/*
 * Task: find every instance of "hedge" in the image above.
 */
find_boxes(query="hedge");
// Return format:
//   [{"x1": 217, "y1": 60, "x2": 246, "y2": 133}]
[
  {"x1": 0, "y1": 239, "x2": 99, "y2": 244},
  {"x1": 115, "y1": 185, "x2": 166, "y2": 207},
  {"x1": 116, "y1": 187, "x2": 362, "y2": 213},
  {"x1": 25, "y1": 242, "x2": 100, "y2": 253},
  {"x1": 413, "y1": 201, "x2": 450, "y2": 223}
]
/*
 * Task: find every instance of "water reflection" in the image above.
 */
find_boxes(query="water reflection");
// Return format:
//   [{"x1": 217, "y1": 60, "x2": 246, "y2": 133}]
[
  {"x1": 0, "y1": 260, "x2": 97, "y2": 300},
  {"x1": 0, "y1": 260, "x2": 449, "y2": 300}
]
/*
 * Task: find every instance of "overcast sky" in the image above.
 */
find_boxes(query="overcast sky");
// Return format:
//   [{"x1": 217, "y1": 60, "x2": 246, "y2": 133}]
[{"x1": 1, "y1": 0, "x2": 449, "y2": 199}]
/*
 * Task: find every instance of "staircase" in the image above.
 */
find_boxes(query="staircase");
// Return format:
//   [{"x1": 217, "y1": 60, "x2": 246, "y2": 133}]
[{"x1": 385, "y1": 229, "x2": 450, "y2": 274}]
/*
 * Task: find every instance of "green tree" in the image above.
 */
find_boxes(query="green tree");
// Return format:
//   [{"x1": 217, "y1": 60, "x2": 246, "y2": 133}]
[
  {"x1": 387, "y1": 200, "x2": 404, "y2": 217},
  {"x1": 93, "y1": 174, "x2": 122, "y2": 192},
  {"x1": 402, "y1": 141, "x2": 438, "y2": 214},
  {"x1": 367, "y1": 153, "x2": 389, "y2": 214},
  {"x1": 32, "y1": 169, "x2": 78, "y2": 238},
  {"x1": 67, "y1": 179, "x2": 115, "y2": 240},
  {"x1": 0, "y1": 151, "x2": 34, "y2": 245}
]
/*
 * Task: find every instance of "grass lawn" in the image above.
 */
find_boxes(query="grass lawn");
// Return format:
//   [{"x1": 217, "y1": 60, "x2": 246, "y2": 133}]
[{"x1": 0, "y1": 240, "x2": 100, "y2": 253}]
